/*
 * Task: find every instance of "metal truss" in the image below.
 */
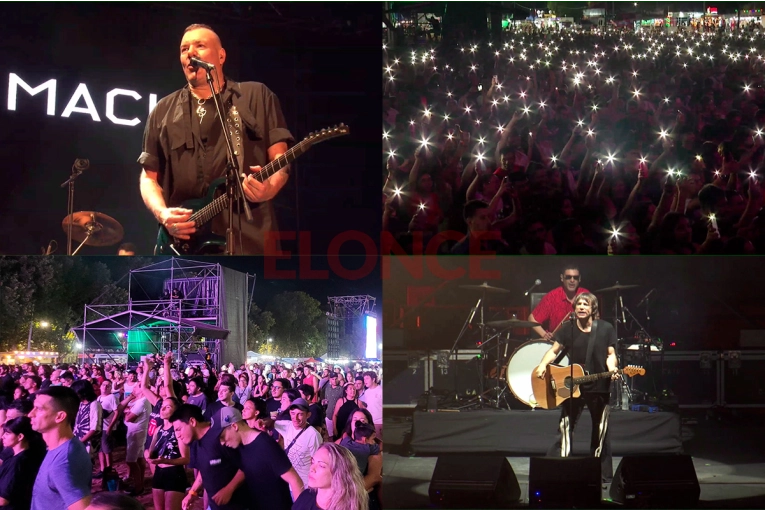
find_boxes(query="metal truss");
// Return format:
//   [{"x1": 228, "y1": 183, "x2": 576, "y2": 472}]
[
  {"x1": 328, "y1": 295, "x2": 377, "y2": 319},
  {"x1": 72, "y1": 258, "x2": 228, "y2": 367}
]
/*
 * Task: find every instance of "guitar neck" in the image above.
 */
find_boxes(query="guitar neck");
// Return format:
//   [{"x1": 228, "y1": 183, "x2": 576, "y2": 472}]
[
  {"x1": 189, "y1": 140, "x2": 311, "y2": 225},
  {"x1": 573, "y1": 369, "x2": 622, "y2": 385}
]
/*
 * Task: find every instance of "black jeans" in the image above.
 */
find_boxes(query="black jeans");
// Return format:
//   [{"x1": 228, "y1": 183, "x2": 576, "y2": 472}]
[{"x1": 546, "y1": 391, "x2": 613, "y2": 482}]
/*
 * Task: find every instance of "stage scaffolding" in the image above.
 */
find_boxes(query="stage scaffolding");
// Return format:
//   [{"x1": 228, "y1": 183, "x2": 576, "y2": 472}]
[
  {"x1": 327, "y1": 295, "x2": 376, "y2": 359},
  {"x1": 71, "y1": 258, "x2": 252, "y2": 368}
]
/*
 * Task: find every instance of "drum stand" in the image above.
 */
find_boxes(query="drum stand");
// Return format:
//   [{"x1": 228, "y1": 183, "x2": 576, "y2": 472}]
[{"x1": 479, "y1": 330, "x2": 512, "y2": 409}]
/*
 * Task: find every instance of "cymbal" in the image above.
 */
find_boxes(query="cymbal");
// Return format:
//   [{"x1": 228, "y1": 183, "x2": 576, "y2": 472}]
[
  {"x1": 486, "y1": 319, "x2": 541, "y2": 329},
  {"x1": 62, "y1": 212, "x2": 124, "y2": 247},
  {"x1": 459, "y1": 282, "x2": 510, "y2": 294},
  {"x1": 594, "y1": 283, "x2": 640, "y2": 293}
]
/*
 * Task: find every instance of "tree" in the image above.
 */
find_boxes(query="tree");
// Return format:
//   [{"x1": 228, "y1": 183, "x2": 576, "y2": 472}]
[
  {"x1": 547, "y1": 1, "x2": 589, "y2": 21},
  {"x1": 266, "y1": 291, "x2": 326, "y2": 358},
  {"x1": 0, "y1": 257, "x2": 128, "y2": 353},
  {"x1": 246, "y1": 304, "x2": 275, "y2": 354}
]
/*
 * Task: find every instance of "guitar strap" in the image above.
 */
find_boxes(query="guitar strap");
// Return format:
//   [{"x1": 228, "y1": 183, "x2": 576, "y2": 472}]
[
  {"x1": 225, "y1": 103, "x2": 246, "y2": 176},
  {"x1": 585, "y1": 319, "x2": 599, "y2": 375}
]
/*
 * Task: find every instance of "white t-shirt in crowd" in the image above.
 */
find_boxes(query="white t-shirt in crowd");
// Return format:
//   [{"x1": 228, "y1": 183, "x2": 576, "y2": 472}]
[
  {"x1": 359, "y1": 384, "x2": 383, "y2": 425},
  {"x1": 274, "y1": 421, "x2": 322, "y2": 486},
  {"x1": 125, "y1": 397, "x2": 151, "y2": 434},
  {"x1": 97, "y1": 393, "x2": 119, "y2": 428}
]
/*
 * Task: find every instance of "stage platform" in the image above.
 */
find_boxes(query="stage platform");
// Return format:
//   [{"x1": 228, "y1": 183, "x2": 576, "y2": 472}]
[{"x1": 411, "y1": 408, "x2": 682, "y2": 456}]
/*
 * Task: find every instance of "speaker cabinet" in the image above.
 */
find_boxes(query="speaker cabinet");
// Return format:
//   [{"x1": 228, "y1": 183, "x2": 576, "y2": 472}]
[
  {"x1": 610, "y1": 455, "x2": 700, "y2": 508},
  {"x1": 528, "y1": 456, "x2": 602, "y2": 508},
  {"x1": 429, "y1": 455, "x2": 521, "y2": 508}
]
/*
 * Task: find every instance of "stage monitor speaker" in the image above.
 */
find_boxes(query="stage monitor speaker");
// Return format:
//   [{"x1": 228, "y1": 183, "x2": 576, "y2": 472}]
[
  {"x1": 610, "y1": 455, "x2": 700, "y2": 508},
  {"x1": 528, "y1": 456, "x2": 601, "y2": 508},
  {"x1": 429, "y1": 455, "x2": 521, "y2": 508}
]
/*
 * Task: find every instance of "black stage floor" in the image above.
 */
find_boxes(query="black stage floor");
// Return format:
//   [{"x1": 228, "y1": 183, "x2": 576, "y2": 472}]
[{"x1": 411, "y1": 408, "x2": 682, "y2": 456}]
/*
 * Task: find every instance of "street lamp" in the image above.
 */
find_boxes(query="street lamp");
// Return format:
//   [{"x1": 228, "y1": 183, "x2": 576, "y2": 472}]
[{"x1": 27, "y1": 320, "x2": 49, "y2": 351}]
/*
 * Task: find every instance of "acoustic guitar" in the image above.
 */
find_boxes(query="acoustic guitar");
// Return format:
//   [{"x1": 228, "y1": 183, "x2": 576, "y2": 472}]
[{"x1": 531, "y1": 364, "x2": 645, "y2": 409}]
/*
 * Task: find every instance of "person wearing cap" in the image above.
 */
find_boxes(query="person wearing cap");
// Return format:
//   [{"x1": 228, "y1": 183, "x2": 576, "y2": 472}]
[
  {"x1": 274, "y1": 397, "x2": 322, "y2": 487},
  {"x1": 169, "y1": 404, "x2": 247, "y2": 510},
  {"x1": 216, "y1": 406, "x2": 303, "y2": 509}
]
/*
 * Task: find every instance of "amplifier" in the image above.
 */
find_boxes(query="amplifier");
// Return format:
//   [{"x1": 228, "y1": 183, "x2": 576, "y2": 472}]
[{"x1": 721, "y1": 350, "x2": 765, "y2": 407}]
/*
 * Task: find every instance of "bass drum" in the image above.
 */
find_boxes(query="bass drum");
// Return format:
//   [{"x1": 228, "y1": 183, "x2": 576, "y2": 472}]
[{"x1": 506, "y1": 340, "x2": 569, "y2": 408}]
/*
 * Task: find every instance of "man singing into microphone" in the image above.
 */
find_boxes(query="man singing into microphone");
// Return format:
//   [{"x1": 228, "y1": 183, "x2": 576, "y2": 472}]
[
  {"x1": 139, "y1": 24, "x2": 294, "y2": 254},
  {"x1": 527, "y1": 264, "x2": 590, "y2": 341},
  {"x1": 534, "y1": 293, "x2": 619, "y2": 484}
]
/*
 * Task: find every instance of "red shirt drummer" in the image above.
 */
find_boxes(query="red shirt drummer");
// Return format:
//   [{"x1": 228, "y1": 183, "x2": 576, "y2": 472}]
[{"x1": 527, "y1": 265, "x2": 589, "y2": 341}]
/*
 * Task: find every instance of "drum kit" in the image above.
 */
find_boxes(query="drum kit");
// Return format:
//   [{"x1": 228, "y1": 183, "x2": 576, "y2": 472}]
[{"x1": 445, "y1": 281, "x2": 658, "y2": 411}]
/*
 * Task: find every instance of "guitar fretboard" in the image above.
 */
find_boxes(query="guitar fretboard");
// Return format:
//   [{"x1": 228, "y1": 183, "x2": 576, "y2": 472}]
[
  {"x1": 188, "y1": 141, "x2": 308, "y2": 226},
  {"x1": 572, "y1": 369, "x2": 623, "y2": 385}
]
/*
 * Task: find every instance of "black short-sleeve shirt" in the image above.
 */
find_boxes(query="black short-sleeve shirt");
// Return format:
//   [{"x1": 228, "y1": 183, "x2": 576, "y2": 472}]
[
  {"x1": 0, "y1": 449, "x2": 44, "y2": 510},
  {"x1": 553, "y1": 320, "x2": 616, "y2": 393},
  {"x1": 145, "y1": 400, "x2": 163, "y2": 450},
  {"x1": 237, "y1": 432, "x2": 294, "y2": 510},
  {"x1": 291, "y1": 490, "x2": 321, "y2": 510},
  {"x1": 189, "y1": 427, "x2": 248, "y2": 510},
  {"x1": 138, "y1": 80, "x2": 294, "y2": 254}
]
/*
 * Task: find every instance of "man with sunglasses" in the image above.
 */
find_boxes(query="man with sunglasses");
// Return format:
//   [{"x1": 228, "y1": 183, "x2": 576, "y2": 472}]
[{"x1": 527, "y1": 264, "x2": 590, "y2": 341}]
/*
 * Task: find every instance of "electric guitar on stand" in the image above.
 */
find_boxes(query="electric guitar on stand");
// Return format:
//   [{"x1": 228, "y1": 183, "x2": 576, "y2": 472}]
[
  {"x1": 531, "y1": 364, "x2": 645, "y2": 409},
  {"x1": 155, "y1": 124, "x2": 349, "y2": 255}
]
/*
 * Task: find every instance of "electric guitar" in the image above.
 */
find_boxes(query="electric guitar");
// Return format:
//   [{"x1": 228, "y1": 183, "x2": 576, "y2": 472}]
[
  {"x1": 154, "y1": 124, "x2": 350, "y2": 255},
  {"x1": 531, "y1": 364, "x2": 645, "y2": 409}
]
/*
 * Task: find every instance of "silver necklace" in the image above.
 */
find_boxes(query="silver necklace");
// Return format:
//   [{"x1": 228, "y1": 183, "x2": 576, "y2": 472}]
[{"x1": 196, "y1": 97, "x2": 208, "y2": 122}]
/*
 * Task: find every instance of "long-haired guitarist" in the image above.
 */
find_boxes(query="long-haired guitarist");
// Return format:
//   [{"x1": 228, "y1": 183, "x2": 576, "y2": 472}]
[
  {"x1": 527, "y1": 264, "x2": 590, "y2": 341},
  {"x1": 138, "y1": 23, "x2": 294, "y2": 255},
  {"x1": 533, "y1": 292, "x2": 619, "y2": 484}
]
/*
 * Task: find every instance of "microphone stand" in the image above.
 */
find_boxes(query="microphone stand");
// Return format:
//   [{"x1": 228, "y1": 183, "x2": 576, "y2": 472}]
[
  {"x1": 61, "y1": 162, "x2": 86, "y2": 255},
  {"x1": 202, "y1": 67, "x2": 252, "y2": 255},
  {"x1": 569, "y1": 313, "x2": 575, "y2": 456},
  {"x1": 448, "y1": 296, "x2": 481, "y2": 405}
]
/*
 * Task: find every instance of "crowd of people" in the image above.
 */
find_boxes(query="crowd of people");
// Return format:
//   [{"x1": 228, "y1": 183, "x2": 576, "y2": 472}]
[
  {"x1": 0, "y1": 355, "x2": 382, "y2": 510},
  {"x1": 383, "y1": 23, "x2": 765, "y2": 254}
]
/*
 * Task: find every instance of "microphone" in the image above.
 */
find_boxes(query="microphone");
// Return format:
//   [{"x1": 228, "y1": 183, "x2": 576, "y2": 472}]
[
  {"x1": 74, "y1": 159, "x2": 89, "y2": 172},
  {"x1": 61, "y1": 159, "x2": 90, "y2": 187},
  {"x1": 636, "y1": 289, "x2": 656, "y2": 308},
  {"x1": 569, "y1": 312, "x2": 575, "y2": 322},
  {"x1": 619, "y1": 295, "x2": 626, "y2": 324},
  {"x1": 524, "y1": 279, "x2": 542, "y2": 296},
  {"x1": 189, "y1": 56, "x2": 216, "y2": 71}
]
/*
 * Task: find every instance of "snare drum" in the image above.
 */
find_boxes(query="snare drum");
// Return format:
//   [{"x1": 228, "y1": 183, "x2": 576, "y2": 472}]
[{"x1": 506, "y1": 340, "x2": 569, "y2": 408}]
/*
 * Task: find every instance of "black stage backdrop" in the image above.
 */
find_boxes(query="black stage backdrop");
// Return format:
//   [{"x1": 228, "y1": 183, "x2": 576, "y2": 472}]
[
  {"x1": 0, "y1": 2, "x2": 379, "y2": 255},
  {"x1": 382, "y1": 256, "x2": 765, "y2": 351}
]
